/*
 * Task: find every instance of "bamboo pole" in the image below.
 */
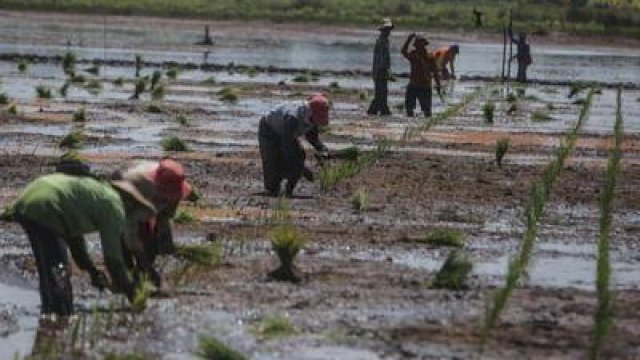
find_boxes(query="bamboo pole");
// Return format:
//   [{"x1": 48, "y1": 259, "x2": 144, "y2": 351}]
[
  {"x1": 501, "y1": 26, "x2": 507, "y2": 81},
  {"x1": 507, "y1": 10, "x2": 513, "y2": 81}
]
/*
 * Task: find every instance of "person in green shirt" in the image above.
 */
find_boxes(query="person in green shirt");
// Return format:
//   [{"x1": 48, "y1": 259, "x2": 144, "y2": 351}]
[{"x1": 11, "y1": 159, "x2": 192, "y2": 316}]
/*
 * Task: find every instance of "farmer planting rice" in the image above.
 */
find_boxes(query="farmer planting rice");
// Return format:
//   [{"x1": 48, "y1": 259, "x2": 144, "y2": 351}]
[
  {"x1": 367, "y1": 18, "x2": 394, "y2": 116},
  {"x1": 433, "y1": 44, "x2": 460, "y2": 80},
  {"x1": 10, "y1": 159, "x2": 192, "y2": 315},
  {"x1": 258, "y1": 93, "x2": 330, "y2": 197}
]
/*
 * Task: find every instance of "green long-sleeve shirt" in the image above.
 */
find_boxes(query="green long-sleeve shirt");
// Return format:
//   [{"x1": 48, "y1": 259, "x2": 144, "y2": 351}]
[{"x1": 13, "y1": 174, "x2": 137, "y2": 294}]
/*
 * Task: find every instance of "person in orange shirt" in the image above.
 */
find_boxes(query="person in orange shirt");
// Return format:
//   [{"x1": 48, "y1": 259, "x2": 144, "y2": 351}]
[{"x1": 432, "y1": 45, "x2": 459, "y2": 80}]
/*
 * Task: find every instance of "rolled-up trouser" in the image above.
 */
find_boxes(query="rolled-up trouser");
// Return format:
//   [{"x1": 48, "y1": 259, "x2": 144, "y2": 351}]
[
  {"x1": 258, "y1": 118, "x2": 305, "y2": 196},
  {"x1": 405, "y1": 84, "x2": 432, "y2": 117},
  {"x1": 16, "y1": 216, "x2": 73, "y2": 316}
]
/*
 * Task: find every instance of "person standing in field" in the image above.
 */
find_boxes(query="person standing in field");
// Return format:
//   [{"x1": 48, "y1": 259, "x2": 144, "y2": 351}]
[
  {"x1": 367, "y1": 18, "x2": 394, "y2": 116},
  {"x1": 401, "y1": 33, "x2": 441, "y2": 117},
  {"x1": 509, "y1": 28, "x2": 532, "y2": 83},
  {"x1": 258, "y1": 93, "x2": 330, "y2": 197},
  {"x1": 433, "y1": 44, "x2": 460, "y2": 80}
]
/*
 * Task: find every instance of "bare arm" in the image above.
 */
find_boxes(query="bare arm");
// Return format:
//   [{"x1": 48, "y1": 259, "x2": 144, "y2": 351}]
[{"x1": 401, "y1": 34, "x2": 415, "y2": 59}]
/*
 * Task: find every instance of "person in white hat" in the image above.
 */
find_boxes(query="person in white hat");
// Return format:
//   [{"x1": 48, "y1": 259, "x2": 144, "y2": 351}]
[{"x1": 367, "y1": 18, "x2": 394, "y2": 116}]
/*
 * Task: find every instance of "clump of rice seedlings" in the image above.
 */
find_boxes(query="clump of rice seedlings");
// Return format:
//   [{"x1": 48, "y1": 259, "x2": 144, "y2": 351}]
[
  {"x1": 59, "y1": 81, "x2": 70, "y2": 97},
  {"x1": 422, "y1": 229, "x2": 466, "y2": 247},
  {"x1": 130, "y1": 78, "x2": 146, "y2": 99},
  {"x1": 329, "y1": 81, "x2": 340, "y2": 89},
  {"x1": 17, "y1": 60, "x2": 28, "y2": 72},
  {"x1": 495, "y1": 137, "x2": 510, "y2": 167},
  {"x1": 70, "y1": 73, "x2": 86, "y2": 84},
  {"x1": 173, "y1": 208, "x2": 198, "y2": 224},
  {"x1": 292, "y1": 73, "x2": 310, "y2": 83},
  {"x1": 86, "y1": 79, "x2": 102, "y2": 94},
  {"x1": 253, "y1": 316, "x2": 298, "y2": 340},
  {"x1": 0, "y1": 93, "x2": 8, "y2": 105},
  {"x1": 173, "y1": 242, "x2": 221, "y2": 266},
  {"x1": 531, "y1": 109, "x2": 552, "y2": 122},
  {"x1": 197, "y1": 336, "x2": 247, "y2": 360},
  {"x1": 247, "y1": 67, "x2": 257, "y2": 78},
  {"x1": 186, "y1": 185, "x2": 201, "y2": 202},
  {"x1": 176, "y1": 114, "x2": 190, "y2": 126},
  {"x1": 7, "y1": 103, "x2": 17, "y2": 115},
  {"x1": 135, "y1": 54, "x2": 143, "y2": 77},
  {"x1": 546, "y1": 103, "x2": 555, "y2": 111},
  {"x1": 482, "y1": 101, "x2": 495, "y2": 123},
  {"x1": 59, "y1": 130, "x2": 85, "y2": 149},
  {"x1": 505, "y1": 93, "x2": 517, "y2": 102},
  {"x1": 62, "y1": 51, "x2": 76, "y2": 74},
  {"x1": 333, "y1": 146, "x2": 359, "y2": 161},
  {"x1": 201, "y1": 77, "x2": 216, "y2": 85},
  {"x1": 432, "y1": 249, "x2": 473, "y2": 290},
  {"x1": 218, "y1": 87, "x2": 239, "y2": 102},
  {"x1": 130, "y1": 277, "x2": 153, "y2": 312},
  {"x1": 146, "y1": 104, "x2": 164, "y2": 113},
  {"x1": 151, "y1": 84, "x2": 166, "y2": 101},
  {"x1": 268, "y1": 199, "x2": 306, "y2": 283},
  {"x1": 350, "y1": 187, "x2": 369, "y2": 212},
  {"x1": 73, "y1": 107, "x2": 86, "y2": 122},
  {"x1": 166, "y1": 67, "x2": 178, "y2": 80},
  {"x1": 84, "y1": 64, "x2": 100, "y2": 76},
  {"x1": 590, "y1": 88, "x2": 623, "y2": 360},
  {"x1": 150, "y1": 70, "x2": 162, "y2": 89},
  {"x1": 113, "y1": 77, "x2": 125, "y2": 87},
  {"x1": 359, "y1": 91, "x2": 367, "y2": 101},
  {"x1": 161, "y1": 136, "x2": 189, "y2": 151},
  {"x1": 36, "y1": 85, "x2": 52, "y2": 99}
]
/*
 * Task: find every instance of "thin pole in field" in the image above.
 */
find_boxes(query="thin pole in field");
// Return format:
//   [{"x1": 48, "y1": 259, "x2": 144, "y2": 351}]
[
  {"x1": 501, "y1": 26, "x2": 506, "y2": 81},
  {"x1": 507, "y1": 9, "x2": 513, "y2": 82}
]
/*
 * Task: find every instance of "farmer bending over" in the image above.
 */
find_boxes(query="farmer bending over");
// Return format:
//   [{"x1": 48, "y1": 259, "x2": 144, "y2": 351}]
[
  {"x1": 402, "y1": 33, "x2": 441, "y2": 117},
  {"x1": 433, "y1": 44, "x2": 460, "y2": 80},
  {"x1": 258, "y1": 93, "x2": 330, "y2": 197},
  {"x1": 11, "y1": 159, "x2": 191, "y2": 316}
]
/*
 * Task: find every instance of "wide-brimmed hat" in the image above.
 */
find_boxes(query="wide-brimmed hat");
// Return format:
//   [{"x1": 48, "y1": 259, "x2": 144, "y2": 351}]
[
  {"x1": 307, "y1": 93, "x2": 330, "y2": 126},
  {"x1": 111, "y1": 179, "x2": 157, "y2": 214},
  {"x1": 379, "y1": 18, "x2": 394, "y2": 30}
]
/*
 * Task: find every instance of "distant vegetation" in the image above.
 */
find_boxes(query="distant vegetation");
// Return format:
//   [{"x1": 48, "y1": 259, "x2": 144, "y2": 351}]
[{"x1": 3, "y1": 0, "x2": 640, "y2": 37}]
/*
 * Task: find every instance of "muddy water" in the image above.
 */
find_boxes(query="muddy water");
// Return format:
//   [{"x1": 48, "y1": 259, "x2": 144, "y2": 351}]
[{"x1": 0, "y1": 282, "x2": 39, "y2": 359}]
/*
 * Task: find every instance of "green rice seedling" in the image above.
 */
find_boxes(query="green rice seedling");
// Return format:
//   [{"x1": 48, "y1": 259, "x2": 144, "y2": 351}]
[
  {"x1": 130, "y1": 277, "x2": 153, "y2": 312},
  {"x1": 495, "y1": 137, "x2": 510, "y2": 167},
  {"x1": 483, "y1": 88, "x2": 596, "y2": 336},
  {"x1": 17, "y1": 60, "x2": 28, "y2": 72},
  {"x1": 292, "y1": 73, "x2": 310, "y2": 83},
  {"x1": 73, "y1": 107, "x2": 86, "y2": 122},
  {"x1": 350, "y1": 187, "x2": 369, "y2": 212},
  {"x1": 131, "y1": 78, "x2": 146, "y2": 99},
  {"x1": 7, "y1": 103, "x2": 17, "y2": 115},
  {"x1": 173, "y1": 242, "x2": 221, "y2": 266},
  {"x1": 186, "y1": 185, "x2": 201, "y2": 202},
  {"x1": 268, "y1": 223, "x2": 306, "y2": 282},
  {"x1": 150, "y1": 70, "x2": 162, "y2": 90},
  {"x1": 59, "y1": 81, "x2": 70, "y2": 97},
  {"x1": 176, "y1": 114, "x2": 190, "y2": 126},
  {"x1": 359, "y1": 91, "x2": 367, "y2": 101},
  {"x1": 505, "y1": 93, "x2": 517, "y2": 102},
  {"x1": 135, "y1": 54, "x2": 143, "y2": 77},
  {"x1": 85, "y1": 64, "x2": 100, "y2": 76},
  {"x1": 247, "y1": 67, "x2": 257, "y2": 78},
  {"x1": 422, "y1": 229, "x2": 466, "y2": 247},
  {"x1": 546, "y1": 103, "x2": 555, "y2": 111},
  {"x1": 531, "y1": 109, "x2": 552, "y2": 122},
  {"x1": 113, "y1": 77, "x2": 125, "y2": 87},
  {"x1": 196, "y1": 336, "x2": 247, "y2": 360},
  {"x1": 62, "y1": 51, "x2": 76, "y2": 74},
  {"x1": 201, "y1": 76, "x2": 216, "y2": 85},
  {"x1": 146, "y1": 104, "x2": 164, "y2": 113},
  {"x1": 86, "y1": 79, "x2": 102, "y2": 95},
  {"x1": 0, "y1": 93, "x2": 8, "y2": 105},
  {"x1": 482, "y1": 101, "x2": 495, "y2": 123},
  {"x1": 151, "y1": 84, "x2": 166, "y2": 101},
  {"x1": 36, "y1": 85, "x2": 52, "y2": 99},
  {"x1": 59, "y1": 130, "x2": 85, "y2": 149},
  {"x1": 173, "y1": 208, "x2": 198, "y2": 224},
  {"x1": 70, "y1": 73, "x2": 86, "y2": 84},
  {"x1": 432, "y1": 249, "x2": 473, "y2": 290},
  {"x1": 218, "y1": 86, "x2": 239, "y2": 102},
  {"x1": 333, "y1": 146, "x2": 359, "y2": 161},
  {"x1": 253, "y1": 316, "x2": 298, "y2": 340},
  {"x1": 590, "y1": 88, "x2": 623, "y2": 360},
  {"x1": 161, "y1": 136, "x2": 189, "y2": 152},
  {"x1": 166, "y1": 67, "x2": 178, "y2": 80}
]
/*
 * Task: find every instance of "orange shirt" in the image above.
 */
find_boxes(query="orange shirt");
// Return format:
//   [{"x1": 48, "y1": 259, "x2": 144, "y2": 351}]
[{"x1": 433, "y1": 46, "x2": 455, "y2": 67}]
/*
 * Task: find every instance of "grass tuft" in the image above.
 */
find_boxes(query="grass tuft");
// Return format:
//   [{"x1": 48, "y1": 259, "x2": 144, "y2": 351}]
[
  {"x1": 176, "y1": 114, "x2": 191, "y2": 126},
  {"x1": 62, "y1": 51, "x2": 76, "y2": 74},
  {"x1": 7, "y1": 103, "x2": 17, "y2": 115},
  {"x1": 422, "y1": 229, "x2": 466, "y2": 247},
  {"x1": 151, "y1": 84, "x2": 166, "y2": 101},
  {"x1": 166, "y1": 67, "x2": 178, "y2": 80},
  {"x1": 254, "y1": 316, "x2": 298, "y2": 340},
  {"x1": 218, "y1": 87, "x2": 239, "y2": 102},
  {"x1": 73, "y1": 107, "x2": 86, "y2": 122},
  {"x1": 150, "y1": 70, "x2": 162, "y2": 89},
  {"x1": 113, "y1": 77, "x2": 125, "y2": 87},
  {"x1": 173, "y1": 242, "x2": 221, "y2": 267},
  {"x1": 482, "y1": 101, "x2": 495, "y2": 123},
  {"x1": 495, "y1": 137, "x2": 510, "y2": 167},
  {"x1": 131, "y1": 78, "x2": 146, "y2": 99},
  {"x1": 36, "y1": 85, "x2": 52, "y2": 99},
  {"x1": 85, "y1": 64, "x2": 100, "y2": 76},
  {"x1": 350, "y1": 187, "x2": 369, "y2": 212},
  {"x1": 531, "y1": 109, "x2": 553, "y2": 122},
  {"x1": 146, "y1": 103, "x2": 164, "y2": 113},
  {"x1": 161, "y1": 136, "x2": 189, "y2": 152},
  {"x1": 0, "y1": 93, "x2": 8, "y2": 105},
  {"x1": 17, "y1": 60, "x2": 28, "y2": 72},
  {"x1": 59, "y1": 130, "x2": 85, "y2": 149},
  {"x1": 268, "y1": 198, "x2": 306, "y2": 282},
  {"x1": 86, "y1": 79, "x2": 102, "y2": 94},
  {"x1": 201, "y1": 77, "x2": 216, "y2": 86},
  {"x1": 432, "y1": 249, "x2": 473, "y2": 290},
  {"x1": 197, "y1": 336, "x2": 247, "y2": 360}
]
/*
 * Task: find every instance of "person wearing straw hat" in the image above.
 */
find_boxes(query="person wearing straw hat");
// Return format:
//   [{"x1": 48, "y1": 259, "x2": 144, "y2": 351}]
[
  {"x1": 10, "y1": 159, "x2": 192, "y2": 315},
  {"x1": 258, "y1": 93, "x2": 330, "y2": 197},
  {"x1": 367, "y1": 18, "x2": 394, "y2": 116}
]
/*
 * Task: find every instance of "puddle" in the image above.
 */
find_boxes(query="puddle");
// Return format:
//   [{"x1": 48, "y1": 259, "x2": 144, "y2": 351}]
[{"x1": 0, "y1": 282, "x2": 39, "y2": 359}]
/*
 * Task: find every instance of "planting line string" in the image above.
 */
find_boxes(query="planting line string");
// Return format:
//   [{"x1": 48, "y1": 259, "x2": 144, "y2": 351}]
[
  {"x1": 589, "y1": 88, "x2": 624, "y2": 360},
  {"x1": 482, "y1": 87, "x2": 596, "y2": 335}
]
